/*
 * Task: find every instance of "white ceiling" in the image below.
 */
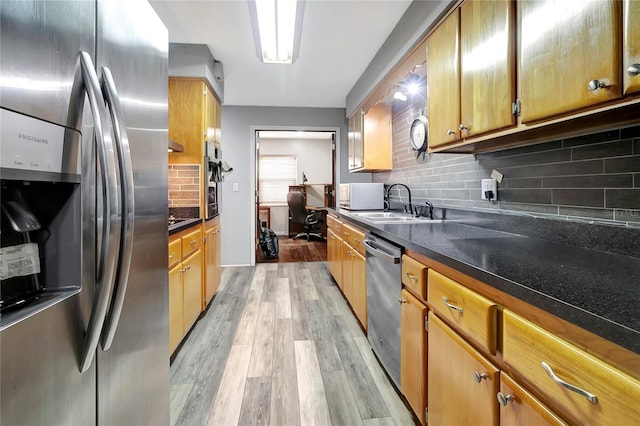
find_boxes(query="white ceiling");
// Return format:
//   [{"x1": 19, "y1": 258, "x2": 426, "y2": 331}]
[{"x1": 149, "y1": 0, "x2": 413, "y2": 108}]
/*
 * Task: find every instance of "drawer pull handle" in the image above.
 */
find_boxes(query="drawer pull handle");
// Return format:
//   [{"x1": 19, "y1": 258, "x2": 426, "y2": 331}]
[
  {"x1": 442, "y1": 296, "x2": 463, "y2": 313},
  {"x1": 354, "y1": 239, "x2": 361, "y2": 243},
  {"x1": 587, "y1": 79, "x2": 608, "y2": 91},
  {"x1": 405, "y1": 272, "x2": 417, "y2": 282},
  {"x1": 473, "y1": 371, "x2": 488, "y2": 383},
  {"x1": 497, "y1": 392, "x2": 513, "y2": 406},
  {"x1": 628, "y1": 64, "x2": 640, "y2": 77},
  {"x1": 541, "y1": 362, "x2": 597, "y2": 404},
  {"x1": 190, "y1": 240, "x2": 196, "y2": 246},
  {"x1": 169, "y1": 254, "x2": 174, "y2": 259}
]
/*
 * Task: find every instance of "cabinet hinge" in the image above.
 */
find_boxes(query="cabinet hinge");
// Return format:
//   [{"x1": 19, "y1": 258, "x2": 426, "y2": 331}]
[
  {"x1": 512, "y1": 99, "x2": 521, "y2": 117},
  {"x1": 425, "y1": 408, "x2": 428, "y2": 423},
  {"x1": 424, "y1": 316, "x2": 429, "y2": 332}
]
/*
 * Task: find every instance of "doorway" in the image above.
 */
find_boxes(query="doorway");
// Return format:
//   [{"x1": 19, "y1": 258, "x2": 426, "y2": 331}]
[{"x1": 254, "y1": 130, "x2": 336, "y2": 264}]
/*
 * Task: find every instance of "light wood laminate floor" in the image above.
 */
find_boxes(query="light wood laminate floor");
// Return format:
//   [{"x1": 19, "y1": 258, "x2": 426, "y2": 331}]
[{"x1": 170, "y1": 262, "x2": 416, "y2": 426}]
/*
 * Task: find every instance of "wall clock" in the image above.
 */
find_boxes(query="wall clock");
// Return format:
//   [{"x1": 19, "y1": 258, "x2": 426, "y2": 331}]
[{"x1": 410, "y1": 115, "x2": 428, "y2": 156}]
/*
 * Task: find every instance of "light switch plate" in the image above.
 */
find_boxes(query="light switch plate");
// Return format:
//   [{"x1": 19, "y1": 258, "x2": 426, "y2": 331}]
[
  {"x1": 233, "y1": 183, "x2": 239, "y2": 192},
  {"x1": 481, "y1": 179, "x2": 497, "y2": 201}
]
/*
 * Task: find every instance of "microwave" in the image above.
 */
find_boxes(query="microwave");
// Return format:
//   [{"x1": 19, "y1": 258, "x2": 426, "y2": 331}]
[{"x1": 339, "y1": 183, "x2": 384, "y2": 210}]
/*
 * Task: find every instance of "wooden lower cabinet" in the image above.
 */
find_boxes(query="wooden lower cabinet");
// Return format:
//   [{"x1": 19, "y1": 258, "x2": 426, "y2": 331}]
[
  {"x1": 168, "y1": 264, "x2": 183, "y2": 355},
  {"x1": 350, "y1": 249, "x2": 366, "y2": 331},
  {"x1": 428, "y1": 312, "x2": 499, "y2": 426},
  {"x1": 327, "y1": 229, "x2": 343, "y2": 290},
  {"x1": 341, "y1": 239, "x2": 367, "y2": 330},
  {"x1": 498, "y1": 372, "x2": 567, "y2": 426},
  {"x1": 168, "y1": 224, "x2": 204, "y2": 356},
  {"x1": 502, "y1": 310, "x2": 640, "y2": 425},
  {"x1": 204, "y1": 221, "x2": 221, "y2": 308},
  {"x1": 182, "y1": 249, "x2": 202, "y2": 333},
  {"x1": 169, "y1": 248, "x2": 202, "y2": 356},
  {"x1": 400, "y1": 289, "x2": 427, "y2": 425},
  {"x1": 341, "y1": 240, "x2": 353, "y2": 302}
]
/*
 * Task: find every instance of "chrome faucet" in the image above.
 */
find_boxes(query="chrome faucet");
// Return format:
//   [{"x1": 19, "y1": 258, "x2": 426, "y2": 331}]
[{"x1": 386, "y1": 183, "x2": 413, "y2": 215}]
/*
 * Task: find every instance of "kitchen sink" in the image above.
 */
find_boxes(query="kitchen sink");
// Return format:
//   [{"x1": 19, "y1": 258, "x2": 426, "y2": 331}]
[{"x1": 351, "y1": 211, "x2": 441, "y2": 224}]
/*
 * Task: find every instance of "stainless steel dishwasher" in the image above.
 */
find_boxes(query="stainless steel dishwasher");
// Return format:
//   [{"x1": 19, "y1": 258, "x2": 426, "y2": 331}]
[{"x1": 364, "y1": 233, "x2": 403, "y2": 388}]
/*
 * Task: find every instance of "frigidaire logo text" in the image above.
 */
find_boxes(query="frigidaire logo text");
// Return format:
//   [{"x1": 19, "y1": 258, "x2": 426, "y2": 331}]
[{"x1": 19, "y1": 133, "x2": 48, "y2": 144}]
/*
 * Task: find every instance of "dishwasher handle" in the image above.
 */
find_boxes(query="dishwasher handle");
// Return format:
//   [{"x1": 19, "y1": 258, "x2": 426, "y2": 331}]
[{"x1": 364, "y1": 240, "x2": 401, "y2": 264}]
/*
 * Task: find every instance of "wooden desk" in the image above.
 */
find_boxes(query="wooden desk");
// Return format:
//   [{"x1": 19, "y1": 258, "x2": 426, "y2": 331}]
[{"x1": 258, "y1": 206, "x2": 270, "y2": 229}]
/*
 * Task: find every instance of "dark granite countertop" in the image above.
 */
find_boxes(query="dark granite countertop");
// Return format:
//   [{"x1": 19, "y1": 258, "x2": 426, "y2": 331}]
[
  {"x1": 168, "y1": 218, "x2": 202, "y2": 236},
  {"x1": 331, "y1": 208, "x2": 640, "y2": 355}
]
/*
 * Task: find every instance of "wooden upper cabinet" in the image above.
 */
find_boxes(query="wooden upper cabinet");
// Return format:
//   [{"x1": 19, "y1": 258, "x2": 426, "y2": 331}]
[
  {"x1": 427, "y1": 9, "x2": 461, "y2": 148},
  {"x1": 169, "y1": 78, "x2": 221, "y2": 164},
  {"x1": 624, "y1": 0, "x2": 640, "y2": 95},
  {"x1": 348, "y1": 103, "x2": 392, "y2": 172},
  {"x1": 518, "y1": 0, "x2": 622, "y2": 123},
  {"x1": 347, "y1": 111, "x2": 363, "y2": 170},
  {"x1": 169, "y1": 78, "x2": 205, "y2": 164},
  {"x1": 205, "y1": 84, "x2": 216, "y2": 145},
  {"x1": 460, "y1": 0, "x2": 515, "y2": 137}
]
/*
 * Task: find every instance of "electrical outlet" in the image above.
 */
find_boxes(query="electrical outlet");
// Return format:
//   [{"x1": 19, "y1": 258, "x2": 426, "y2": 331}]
[{"x1": 481, "y1": 179, "x2": 497, "y2": 201}]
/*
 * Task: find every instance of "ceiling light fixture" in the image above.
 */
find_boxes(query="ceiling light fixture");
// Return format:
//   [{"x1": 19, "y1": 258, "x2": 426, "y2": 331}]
[
  {"x1": 249, "y1": 0, "x2": 305, "y2": 64},
  {"x1": 393, "y1": 90, "x2": 407, "y2": 102}
]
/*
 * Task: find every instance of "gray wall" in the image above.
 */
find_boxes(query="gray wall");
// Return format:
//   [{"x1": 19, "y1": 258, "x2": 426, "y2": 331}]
[
  {"x1": 169, "y1": 43, "x2": 224, "y2": 101},
  {"x1": 375, "y1": 97, "x2": 640, "y2": 225},
  {"x1": 220, "y1": 105, "x2": 371, "y2": 266},
  {"x1": 345, "y1": 0, "x2": 452, "y2": 117}
]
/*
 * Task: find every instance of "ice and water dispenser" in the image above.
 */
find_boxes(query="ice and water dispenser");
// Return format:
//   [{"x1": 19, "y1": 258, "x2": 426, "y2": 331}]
[{"x1": 0, "y1": 108, "x2": 82, "y2": 328}]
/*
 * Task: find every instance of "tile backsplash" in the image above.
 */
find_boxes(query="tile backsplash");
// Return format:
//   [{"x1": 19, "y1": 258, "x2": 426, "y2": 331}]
[
  {"x1": 373, "y1": 97, "x2": 640, "y2": 226},
  {"x1": 168, "y1": 164, "x2": 200, "y2": 208}
]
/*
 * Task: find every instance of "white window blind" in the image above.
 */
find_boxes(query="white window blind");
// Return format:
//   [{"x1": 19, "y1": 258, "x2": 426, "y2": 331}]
[{"x1": 259, "y1": 155, "x2": 297, "y2": 204}]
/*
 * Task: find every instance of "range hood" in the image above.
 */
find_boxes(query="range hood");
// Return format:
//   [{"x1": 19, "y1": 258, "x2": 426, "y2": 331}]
[{"x1": 168, "y1": 140, "x2": 184, "y2": 152}]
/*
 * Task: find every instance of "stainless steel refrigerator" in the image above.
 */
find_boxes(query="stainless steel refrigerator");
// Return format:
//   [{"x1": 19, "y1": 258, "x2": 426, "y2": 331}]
[{"x1": 0, "y1": 1, "x2": 170, "y2": 424}]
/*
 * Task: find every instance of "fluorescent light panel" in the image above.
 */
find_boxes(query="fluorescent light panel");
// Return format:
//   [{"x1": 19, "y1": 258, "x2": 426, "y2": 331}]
[{"x1": 251, "y1": 0, "x2": 303, "y2": 64}]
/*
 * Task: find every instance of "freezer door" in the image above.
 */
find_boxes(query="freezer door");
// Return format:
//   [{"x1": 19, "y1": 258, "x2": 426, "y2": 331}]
[
  {"x1": 0, "y1": 0, "x2": 94, "y2": 128},
  {"x1": 0, "y1": 2, "x2": 96, "y2": 425},
  {"x1": 95, "y1": 1, "x2": 170, "y2": 425}
]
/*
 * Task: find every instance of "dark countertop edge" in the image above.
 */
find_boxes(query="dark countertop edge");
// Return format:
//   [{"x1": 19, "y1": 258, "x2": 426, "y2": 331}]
[
  {"x1": 329, "y1": 208, "x2": 640, "y2": 355},
  {"x1": 168, "y1": 218, "x2": 202, "y2": 235}
]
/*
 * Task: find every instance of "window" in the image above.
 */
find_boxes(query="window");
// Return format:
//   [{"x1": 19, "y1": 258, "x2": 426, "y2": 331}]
[{"x1": 259, "y1": 155, "x2": 297, "y2": 205}]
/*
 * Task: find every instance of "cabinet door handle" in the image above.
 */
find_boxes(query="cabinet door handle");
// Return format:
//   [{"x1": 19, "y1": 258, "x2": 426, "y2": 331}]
[
  {"x1": 442, "y1": 296, "x2": 463, "y2": 313},
  {"x1": 497, "y1": 392, "x2": 513, "y2": 406},
  {"x1": 473, "y1": 371, "x2": 488, "y2": 383},
  {"x1": 541, "y1": 362, "x2": 597, "y2": 403},
  {"x1": 405, "y1": 272, "x2": 417, "y2": 282},
  {"x1": 447, "y1": 129, "x2": 456, "y2": 136},
  {"x1": 587, "y1": 79, "x2": 608, "y2": 91},
  {"x1": 185, "y1": 265, "x2": 191, "y2": 271},
  {"x1": 398, "y1": 298, "x2": 407, "y2": 304},
  {"x1": 169, "y1": 254, "x2": 174, "y2": 259},
  {"x1": 628, "y1": 64, "x2": 640, "y2": 77},
  {"x1": 459, "y1": 123, "x2": 470, "y2": 133},
  {"x1": 190, "y1": 240, "x2": 197, "y2": 246}
]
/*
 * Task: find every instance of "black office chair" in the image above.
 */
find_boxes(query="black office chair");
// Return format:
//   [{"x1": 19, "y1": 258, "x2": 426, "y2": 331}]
[{"x1": 287, "y1": 191, "x2": 324, "y2": 241}]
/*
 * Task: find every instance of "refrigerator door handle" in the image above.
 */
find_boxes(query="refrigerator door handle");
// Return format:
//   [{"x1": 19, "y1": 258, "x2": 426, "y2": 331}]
[
  {"x1": 77, "y1": 51, "x2": 121, "y2": 373},
  {"x1": 99, "y1": 66, "x2": 135, "y2": 350}
]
